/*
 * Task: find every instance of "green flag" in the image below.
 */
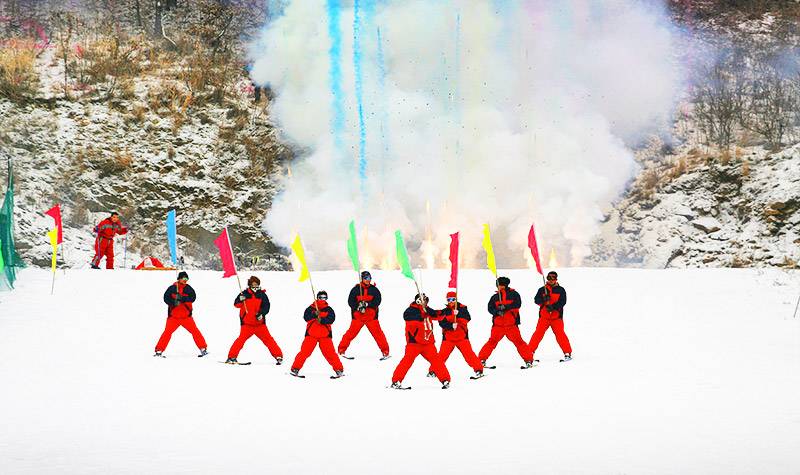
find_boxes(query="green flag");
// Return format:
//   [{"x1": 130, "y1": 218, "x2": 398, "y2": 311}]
[
  {"x1": 1, "y1": 161, "x2": 24, "y2": 289},
  {"x1": 346, "y1": 220, "x2": 360, "y2": 273},
  {"x1": 394, "y1": 230, "x2": 415, "y2": 281},
  {"x1": 0, "y1": 237, "x2": 4, "y2": 272}
]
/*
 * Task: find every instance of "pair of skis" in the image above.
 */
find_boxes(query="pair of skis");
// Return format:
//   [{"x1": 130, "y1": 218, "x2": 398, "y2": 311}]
[
  {"x1": 288, "y1": 372, "x2": 344, "y2": 380},
  {"x1": 339, "y1": 354, "x2": 391, "y2": 361}
]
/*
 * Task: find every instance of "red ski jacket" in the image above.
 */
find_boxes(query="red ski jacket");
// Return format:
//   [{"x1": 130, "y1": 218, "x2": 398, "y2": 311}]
[
  {"x1": 534, "y1": 284, "x2": 567, "y2": 319},
  {"x1": 438, "y1": 303, "x2": 472, "y2": 342},
  {"x1": 402, "y1": 303, "x2": 442, "y2": 345},
  {"x1": 163, "y1": 281, "x2": 195, "y2": 319},
  {"x1": 234, "y1": 288, "x2": 271, "y2": 325},
  {"x1": 487, "y1": 288, "x2": 522, "y2": 327},
  {"x1": 95, "y1": 217, "x2": 127, "y2": 241},
  {"x1": 348, "y1": 282, "x2": 382, "y2": 322},
  {"x1": 303, "y1": 300, "x2": 336, "y2": 339}
]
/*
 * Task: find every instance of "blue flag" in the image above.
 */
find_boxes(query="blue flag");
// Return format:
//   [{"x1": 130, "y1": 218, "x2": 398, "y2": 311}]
[{"x1": 166, "y1": 209, "x2": 177, "y2": 265}]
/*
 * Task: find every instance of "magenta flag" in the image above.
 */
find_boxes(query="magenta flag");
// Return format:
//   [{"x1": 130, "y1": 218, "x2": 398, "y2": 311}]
[
  {"x1": 44, "y1": 204, "x2": 63, "y2": 244},
  {"x1": 527, "y1": 224, "x2": 544, "y2": 275},
  {"x1": 448, "y1": 232, "x2": 459, "y2": 288},
  {"x1": 213, "y1": 227, "x2": 237, "y2": 278}
]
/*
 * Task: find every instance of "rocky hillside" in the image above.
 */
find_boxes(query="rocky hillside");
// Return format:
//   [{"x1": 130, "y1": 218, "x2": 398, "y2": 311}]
[
  {"x1": 1, "y1": 2, "x2": 293, "y2": 270},
  {"x1": 589, "y1": 138, "x2": 800, "y2": 268}
]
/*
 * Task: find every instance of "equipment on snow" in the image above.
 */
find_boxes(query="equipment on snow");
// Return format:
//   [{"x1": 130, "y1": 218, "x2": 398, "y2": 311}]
[
  {"x1": 154, "y1": 351, "x2": 165, "y2": 358},
  {"x1": 198, "y1": 348, "x2": 208, "y2": 357},
  {"x1": 330, "y1": 370, "x2": 344, "y2": 379},
  {"x1": 390, "y1": 382, "x2": 411, "y2": 390},
  {"x1": 441, "y1": 381, "x2": 450, "y2": 389}
]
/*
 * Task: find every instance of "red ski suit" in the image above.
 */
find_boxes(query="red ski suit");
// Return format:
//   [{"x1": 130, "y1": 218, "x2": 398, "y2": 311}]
[
  {"x1": 392, "y1": 303, "x2": 451, "y2": 384},
  {"x1": 338, "y1": 282, "x2": 389, "y2": 356},
  {"x1": 291, "y1": 300, "x2": 343, "y2": 372},
  {"x1": 528, "y1": 284, "x2": 572, "y2": 355},
  {"x1": 429, "y1": 303, "x2": 483, "y2": 373},
  {"x1": 91, "y1": 217, "x2": 127, "y2": 269},
  {"x1": 227, "y1": 288, "x2": 283, "y2": 360},
  {"x1": 478, "y1": 287, "x2": 533, "y2": 363},
  {"x1": 155, "y1": 281, "x2": 207, "y2": 352}
]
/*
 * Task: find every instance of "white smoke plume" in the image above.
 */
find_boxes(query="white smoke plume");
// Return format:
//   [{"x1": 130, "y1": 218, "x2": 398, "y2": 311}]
[{"x1": 249, "y1": 0, "x2": 684, "y2": 269}]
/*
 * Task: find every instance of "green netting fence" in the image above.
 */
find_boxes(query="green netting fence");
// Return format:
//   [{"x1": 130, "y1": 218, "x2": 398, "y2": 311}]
[{"x1": 1, "y1": 159, "x2": 24, "y2": 290}]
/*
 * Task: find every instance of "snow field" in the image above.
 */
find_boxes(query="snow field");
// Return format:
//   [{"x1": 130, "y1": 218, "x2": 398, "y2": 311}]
[{"x1": 0, "y1": 268, "x2": 799, "y2": 474}]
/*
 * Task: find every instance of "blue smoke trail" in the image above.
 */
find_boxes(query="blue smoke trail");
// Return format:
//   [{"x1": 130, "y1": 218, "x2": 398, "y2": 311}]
[
  {"x1": 376, "y1": 26, "x2": 390, "y2": 183},
  {"x1": 327, "y1": 0, "x2": 346, "y2": 159},
  {"x1": 353, "y1": 0, "x2": 368, "y2": 199}
]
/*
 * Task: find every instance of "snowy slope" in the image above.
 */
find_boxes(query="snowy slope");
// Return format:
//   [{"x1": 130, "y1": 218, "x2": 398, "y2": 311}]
[{"x1": 0, "y1": 268, "x2": 799, "y2": 474}]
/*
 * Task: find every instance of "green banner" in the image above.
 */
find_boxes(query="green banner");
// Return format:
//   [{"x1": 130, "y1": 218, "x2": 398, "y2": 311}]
[
  {"x1": 394, "y1": 230, "x2": 415, "y2": 281},
  {"x1": 346, "y1": 220, "x2": 360, "y2": 273}
]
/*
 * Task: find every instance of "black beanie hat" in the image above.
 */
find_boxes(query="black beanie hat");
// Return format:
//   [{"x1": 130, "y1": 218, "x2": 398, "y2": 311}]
[
  {"x1": 361, "y1": 270, "x2": 372, "y2": 280},
  {"x1": 317, "y1": 290, "x2": 328, "y2": 299},
  {"x1": 496, "y1": 276, "x2": 510, "y2": 286},
  {"x1": 177, "y1": 271, "x2": 189, "y2": 280}
]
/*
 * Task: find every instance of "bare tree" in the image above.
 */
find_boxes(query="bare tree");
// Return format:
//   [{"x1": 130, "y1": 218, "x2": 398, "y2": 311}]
[
  {"x1": 692, "y1": 59, "x2": 747, "y2": 149},
  {"x1": 740, "y1": 60, "x2": 798, "y2": 149}
]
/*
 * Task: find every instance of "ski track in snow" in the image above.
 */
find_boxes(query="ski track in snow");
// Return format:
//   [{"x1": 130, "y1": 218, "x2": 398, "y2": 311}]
[{"x1": 0, "y1": 268, "x2": 799, "y2": 474}]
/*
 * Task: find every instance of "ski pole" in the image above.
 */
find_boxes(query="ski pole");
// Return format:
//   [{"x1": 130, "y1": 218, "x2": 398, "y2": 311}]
[
  {"x1": 792, "y1": 293, "x2": 800, "y2": 319},
  {"x1": 123, "y1": 234, "x2": 128, "y2": 269}
]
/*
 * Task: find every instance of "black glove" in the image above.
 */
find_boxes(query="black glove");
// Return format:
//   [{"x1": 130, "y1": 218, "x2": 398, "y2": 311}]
[
  {"x1": 546, "y1": 304, "x2": 557, "y2": 312},
  {"x1": 314, "y1": 310, "x2": 321, "y2": 317},
  {"x1": 497, "y1": 304, "x2": 506, "y2": 311},
  {"x1": 256, "y1": 314, "x2": 264, "y2": 322},
  {"x1": 357, "y1": 301, "x2": 367, "y2": 312},
  {"x1": 238, "y1": 294, "x2": 247, "y2": 302}
]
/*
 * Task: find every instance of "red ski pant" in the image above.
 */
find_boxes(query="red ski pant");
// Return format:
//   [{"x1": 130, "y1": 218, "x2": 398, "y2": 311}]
[
  {"x1": 228, "y1": 324, "x2": 283, "y2": 359},
  {"x1": 291, "y1": 336, "x2": 343, "y2": 372},
  {"x1": 91, "y1": 237, "x2": 115, "y2": 269},
  {"x1": 430, "y1": 340, "x2": 483, "y2": 373},
  {"x1": 478, "y1": 325, "x2": 533, "y2": 362},
  {"x1": 155, "y1": 317, "x2": 207, "y2": 352},
  {"x1": 337, "y1": 318, "x2": 389, "y2": 355},
  {"x1": 392, "y1": 343, "x2": 450, "y2": 383},
  {"x1": 528, "y1": 317, "x2": 572, "y2": 355}
]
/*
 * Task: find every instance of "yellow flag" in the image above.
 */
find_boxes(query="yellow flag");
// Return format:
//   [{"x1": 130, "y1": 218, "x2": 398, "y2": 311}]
[
  {"x1": 47, "y1": 228, "x2": 58, "y2": 273},
  {"x1": 481, "y1": 224, "x2": 497, "y2": 277},
  {"x1": 290, "y1": 234, "x2": 310, "y2": 282}
]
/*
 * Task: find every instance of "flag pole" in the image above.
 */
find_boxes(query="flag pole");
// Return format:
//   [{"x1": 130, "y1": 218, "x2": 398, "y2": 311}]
[
  {"x1": 792, "y1": 293, "x2": 800, "y2": 319},
  {"x1": 225, "y1": 226, "x2": 249, "y2": 318}
]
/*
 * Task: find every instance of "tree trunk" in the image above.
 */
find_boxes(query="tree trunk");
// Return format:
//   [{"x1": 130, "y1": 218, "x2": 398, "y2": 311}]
[
  {"x1": 153, "y1": 0, "x2": 163, "y2": 37},
  {"x1": 135, "y1": 0, "x2": 142, "y2": 28}
]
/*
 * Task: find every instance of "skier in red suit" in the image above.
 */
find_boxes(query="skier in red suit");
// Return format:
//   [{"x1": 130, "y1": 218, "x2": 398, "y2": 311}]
[
  {"x1": 391, "y1": 294, "x2": 451, "y2": 390},
  {"x1": 338, "y1": 271, "x2": 390, "y2": 360},
  {"x1": 290, "y1": 290, "x2": 345, "y2": 379},
  {"x1": 225, "y1": 276, "x2": 283, "y2": 365},
  {"x1": 90, "y1": 211, "x2": 127, "y2": 269},
  {"x1": 478, "y1": 276, "x2": 535, "y2": 369},
  {"x1": 529, "y1": 271, "x2": 572, "y2": 361},
  {"x1": 428, "y1": 291, "x2": 483, "y2": 379},
  {"x1": 154, "y1": 271, "x2": 208, "y2": 357}
]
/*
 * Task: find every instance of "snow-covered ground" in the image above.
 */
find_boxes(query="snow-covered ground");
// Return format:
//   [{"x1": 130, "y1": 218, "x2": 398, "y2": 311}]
[{"x1": 1, "y1": 267, "x2": 799, "y2": 474}]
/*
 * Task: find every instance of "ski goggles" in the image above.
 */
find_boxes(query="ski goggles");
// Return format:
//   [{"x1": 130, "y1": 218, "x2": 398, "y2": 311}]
[
  {"x1": 446, "y1": 297, "x2": 457, "y2": 302},
  {"x1": 249, "y1": 285, "x2": 261, "y2": 290},
  {"x1": 546, "y1": 276, "x2": 557, "y2": 281},
  {"x1": 362, "y1": 276, "x2": 372, "y2": 281},
  {"x1": 318, "y1": 295, "x2": 328, "y2": 300}
]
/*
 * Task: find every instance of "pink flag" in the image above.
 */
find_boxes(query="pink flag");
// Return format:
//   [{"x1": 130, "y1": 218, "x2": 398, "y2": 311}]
[
  {"x1": 448, "y1": 232, "x2": 459, "y2": 288},
  {"x1": 213, "y1": 227, "x2": 237, "y2": 278},
  {"x1": 44, "y1": 204, "x2": 63, "y2": 244},
  {"x1": 527, "y1": 224, "x2": 544, "y2": 275}
]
